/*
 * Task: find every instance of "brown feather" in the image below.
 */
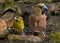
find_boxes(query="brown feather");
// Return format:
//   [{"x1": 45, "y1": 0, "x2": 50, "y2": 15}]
[{"x1": 29, "y1": 7, "x2": 47, "y2": 32}]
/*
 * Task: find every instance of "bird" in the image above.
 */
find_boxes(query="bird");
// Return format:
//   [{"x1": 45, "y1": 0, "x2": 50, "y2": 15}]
[
  {"x1": 13, "y1": 16, "x2": 24, "y2": 36},
  {"x1": 28, "y1": 6, "x2": 47, "y2": 37}
]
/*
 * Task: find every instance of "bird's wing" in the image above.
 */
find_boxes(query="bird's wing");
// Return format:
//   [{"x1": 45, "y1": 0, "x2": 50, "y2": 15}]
[{"x1": 29, "y1": 15, "x2": 35, "y2": 28}]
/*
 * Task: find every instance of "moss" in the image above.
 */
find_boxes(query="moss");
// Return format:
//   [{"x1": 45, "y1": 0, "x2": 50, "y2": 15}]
[{"x1": 50, "y1": 32, "x2": 60, "y2": 43}]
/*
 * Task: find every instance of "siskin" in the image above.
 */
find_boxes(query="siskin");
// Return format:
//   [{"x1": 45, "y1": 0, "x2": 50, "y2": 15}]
[{"x1": 13, "y1": 16, "x2": 24, "y2": 36}]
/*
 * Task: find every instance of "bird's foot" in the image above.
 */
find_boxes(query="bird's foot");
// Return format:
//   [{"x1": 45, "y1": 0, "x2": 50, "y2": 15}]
[
  {"x1": 30, "y1": 35, "x2": 34, "y2": 39},
  {"x1": 22, "y1": 34, "x2": 25, "y2": 37}
]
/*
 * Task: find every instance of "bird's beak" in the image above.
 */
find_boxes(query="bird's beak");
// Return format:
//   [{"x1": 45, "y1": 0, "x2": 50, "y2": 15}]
[
  {"x1": 41, "y1": 5, "x2": 48, "y2": 14},
  {"x1": 14, "y1": 17, "x2": 17, "y2": 20},
  {"x1": 35, "y1": 3, "x2": 48, "y2": 11},
  {"x1": 42, "y1": 5, "x2": 48, "y2": 11}
]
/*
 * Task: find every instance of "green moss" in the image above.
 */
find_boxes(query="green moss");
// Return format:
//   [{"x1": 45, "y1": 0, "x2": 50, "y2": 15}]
[{"x1": 50, "y1": 32, "x2": 60, "y2": 43}]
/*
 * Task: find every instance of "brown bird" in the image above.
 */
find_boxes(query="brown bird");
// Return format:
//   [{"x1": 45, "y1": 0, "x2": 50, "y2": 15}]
[{"x1": 28, "y1": 7, "x2": 47, "y2": 37}]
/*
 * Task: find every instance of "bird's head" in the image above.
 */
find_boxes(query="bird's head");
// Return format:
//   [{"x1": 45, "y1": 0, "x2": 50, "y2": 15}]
[
  {"x1": 35, "y1": 3, "x2": 48, "y2": 14},
  {"x1": 32, "y1": 7, "x2": 42, "y2": 16},
  {"x1": 14, "y1": 16, "x2": 23, "y2": 22}
]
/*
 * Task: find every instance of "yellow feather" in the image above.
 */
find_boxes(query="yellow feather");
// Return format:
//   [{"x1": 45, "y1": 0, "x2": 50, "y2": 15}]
[{"x1": 13, "y1": 17, "x2": 24, "y2": 31}]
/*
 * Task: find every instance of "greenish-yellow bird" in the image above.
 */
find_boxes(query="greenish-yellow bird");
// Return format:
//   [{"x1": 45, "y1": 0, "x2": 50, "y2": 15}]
[{"x1": 13, "y1": 16, "x2": 24, "y2": 36}]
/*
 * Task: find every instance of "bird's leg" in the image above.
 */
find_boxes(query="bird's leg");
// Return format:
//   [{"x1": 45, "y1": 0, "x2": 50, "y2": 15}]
[
  {"x1": 35, "y1": 22, "x2": 37, "y2": 27},
  {"x1": 42, "y1": 31, "x2": 46, "y2": 37},
  {"x1": 22, "y1": 30, "x2": 25, "y2": 36},
  {"x1": 31, "y1": 31, "x2": 33, "y2": 36},
  {"x1": 30, "y1": 31, "x2": 34, "y2": 39}
]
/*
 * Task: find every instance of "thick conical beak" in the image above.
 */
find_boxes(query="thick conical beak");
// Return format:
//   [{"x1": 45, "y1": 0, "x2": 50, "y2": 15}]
[
  {"x1": 42, "y1": 5, "x2": 48, "y2": 11},
  {"x1": 42, "y1": 5, "x2": 48, "y2": 14},
  {"x1": 35, "y1": 3, "x2": 48, "y2": 13}
]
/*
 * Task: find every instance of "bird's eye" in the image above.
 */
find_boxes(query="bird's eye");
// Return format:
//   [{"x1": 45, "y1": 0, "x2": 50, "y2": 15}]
[
  {"x1": 39, "y1": 6, "x2": 42, "y2": 9},
  {"x1": 20, "y1": 18, "x2": 22, "y2": 20},
  {"x1": 16, "y1": 20, "x2": 19, "y2": 22}
]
